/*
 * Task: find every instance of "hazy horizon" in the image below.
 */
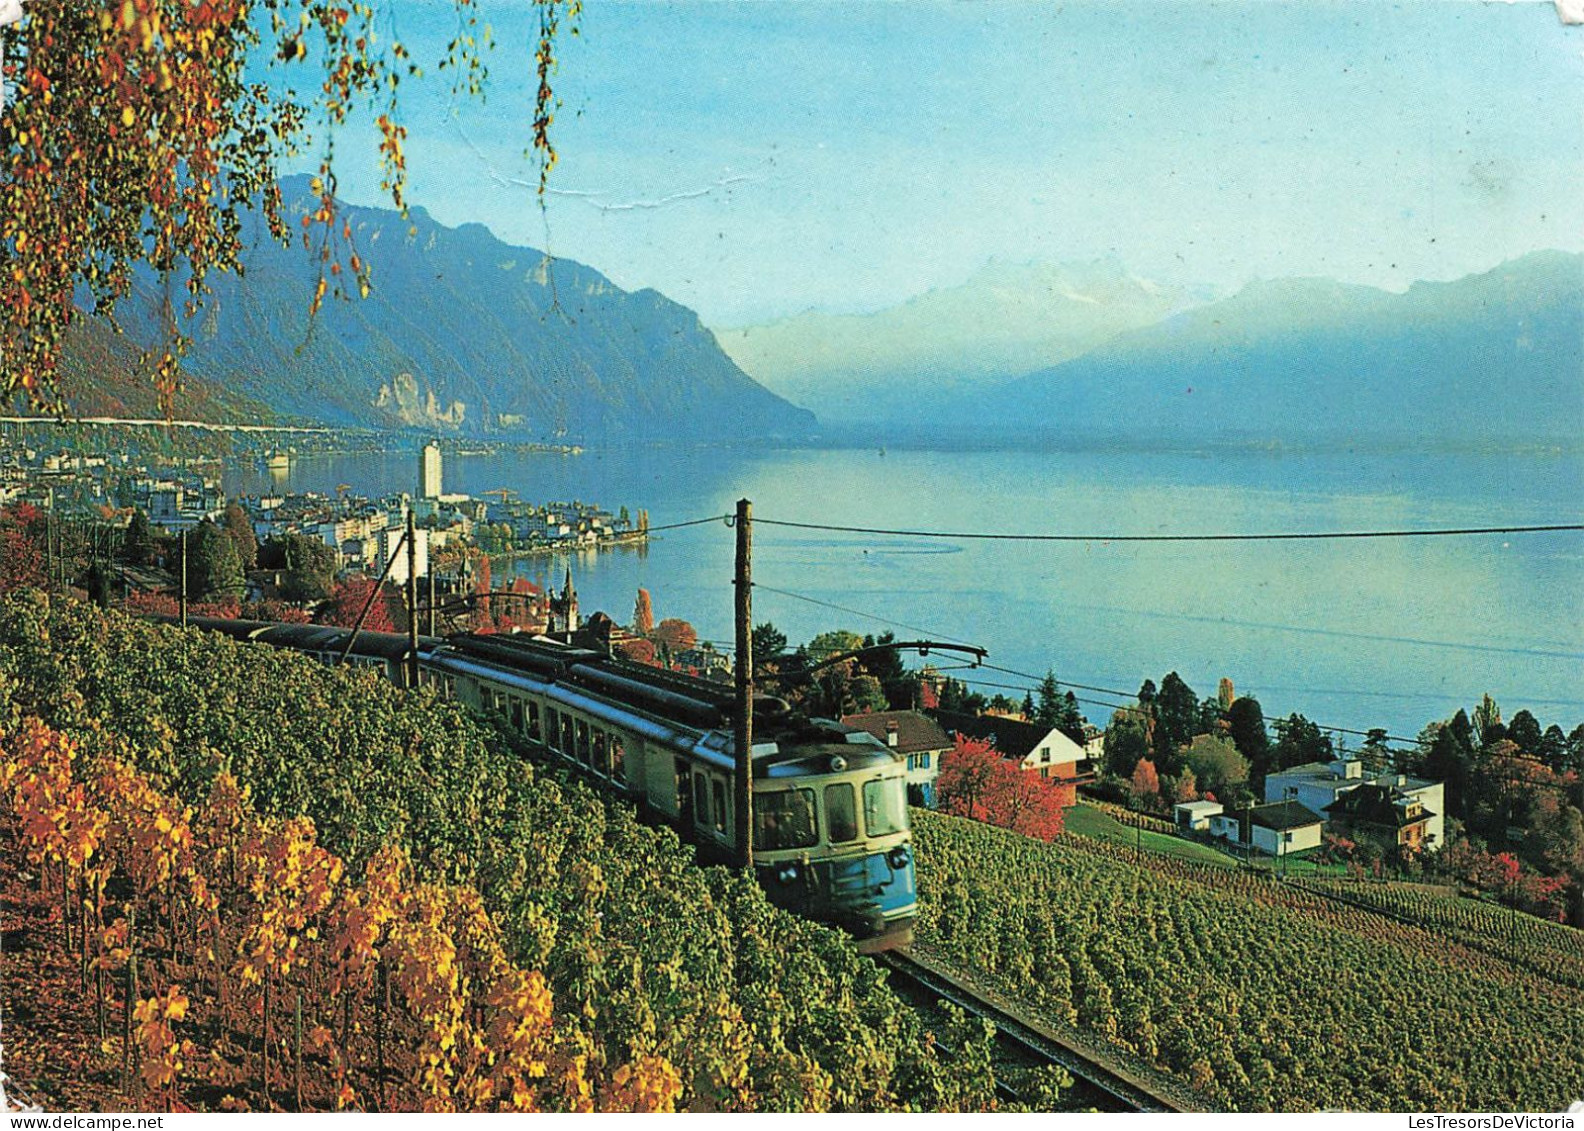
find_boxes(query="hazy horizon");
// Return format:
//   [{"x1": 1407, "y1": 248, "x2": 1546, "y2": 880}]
[{"x1": 266, "y1": 0, "x2": 1584, "y2": 327}]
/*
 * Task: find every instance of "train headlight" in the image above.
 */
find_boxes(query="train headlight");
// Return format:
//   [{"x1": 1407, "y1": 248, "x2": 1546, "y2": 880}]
[
  {"x1": 828, "y1": 754, "x2": 848, "y2": 772},
  {"x1": 777, "y1": 863, "x2": 800, "y2": 885},
  {"x1": 887, "y1": 846, "x2": 910, "y2": 870}
]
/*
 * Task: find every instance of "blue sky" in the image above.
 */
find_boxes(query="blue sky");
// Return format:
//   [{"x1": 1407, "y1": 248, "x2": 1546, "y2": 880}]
[{"x1": 292, "y1": 0, "x2": 1584, "y2": 325}]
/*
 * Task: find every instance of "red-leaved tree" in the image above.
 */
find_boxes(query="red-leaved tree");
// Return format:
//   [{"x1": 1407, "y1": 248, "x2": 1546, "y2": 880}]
[
  {"x1": 936, "y1": 735, "x2": 1069, "y2": 841},
  {"x1": 321, "y1": 577, "x2": 395, "y2": 633}
]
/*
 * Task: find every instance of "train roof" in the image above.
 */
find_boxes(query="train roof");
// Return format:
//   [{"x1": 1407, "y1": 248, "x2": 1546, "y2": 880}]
[{"x1": 151, "y1": 615, "x2": 442, "y2": 660}]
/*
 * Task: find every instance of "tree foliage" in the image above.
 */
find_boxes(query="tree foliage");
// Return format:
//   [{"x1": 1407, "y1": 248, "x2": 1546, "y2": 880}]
[
  {"x1": 189, "y1": 517, "x2": 244, "y2": 600},
  {"x1": 0, "y1": 590, "x2": 994, "y2": 1111},
  {"x1": 631, "y1": 588, "x2": 654, "y2": 636},
  {"x1": 2, "y1": 0, "x2": 577, "y2": 411},
  {"x1": 935, "y1": 735, "x2": 1067, "y2": 841},
  {"x1": 1180, "y1": 734, "x2": 1248, "y2": 799}
]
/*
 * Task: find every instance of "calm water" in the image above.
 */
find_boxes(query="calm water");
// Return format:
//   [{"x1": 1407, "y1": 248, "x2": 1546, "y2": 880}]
[{"x1": 227, "y1": 446, "x2": 1584, "y2": 743}]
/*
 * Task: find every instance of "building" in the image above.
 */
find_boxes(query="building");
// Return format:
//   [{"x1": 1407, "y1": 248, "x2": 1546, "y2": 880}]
[
  {"x1": 843, "y1": 710, "x2": 953, "y2": 807},
  {"x1": 1266, "y1": 758, "x2": 1445, "y2": 847},
  {"x1": 546, "y1": 568, "x2": 579, "y2": 636},
  {"x1": 1173, "y1": 799, "x2": 1224, "y2": 831},
  {"x1": 376, "y1": 524, "x2": 428, "y2": 585},
  {"x1": 420, "y1": 442, "x2": 443, "y2": 499},
  {"x1": 1208, "y1": 800, "x2": 1324, "y2": 857},
  {"x1": 1323, "y1": 784, "x2": 1437, "y2": 854},
  {"x1": 932, "y1": 710, "x2": 1096, "y2": 784}
]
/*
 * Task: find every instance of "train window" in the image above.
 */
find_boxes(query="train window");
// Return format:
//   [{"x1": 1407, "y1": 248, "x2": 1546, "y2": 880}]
[
  {"x1": 824, "y1": 783, "x2": 858, "y2": 844},
  {"x1": 863, "y1": 778, "x2": 907, "y2": 837},
  {"x1": 527, "y1": 701, "x2": 541, "y2": 742},
  {"x1": 755, "y1": 789, "x2": 816, "y2": 851},
  {"x1": 561, "y1": 715, "x2": 576, "y2": 758},
  {"x1": 611, "y1": 736, "x2": 627, "y2": 784},
  {"x1": 575, "y1": 719, "x2": 591, "y2": 765},
  {"x1": 592, "y1": 729, "x2": 608, "y2": 776},
  {"x1": 712, "y1": 780, "x2": 728, "y2": 835},
  {"x1": 510, "y1": 698, "x2": 524, "y2": 732},
  {"x1": 676, "y1": 759, "x2": 691, "y2": 817},
  {"x1": 545, "y1": 709, "x2": 560, "y2": 751},
  {"x1": 694, "y1": 774, "x2": 710, "y2": 827}
]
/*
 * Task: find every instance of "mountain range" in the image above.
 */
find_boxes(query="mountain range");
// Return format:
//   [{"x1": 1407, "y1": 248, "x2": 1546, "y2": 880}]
[
  {"x1": 955, "y1": 250, "x2": 1583, "y2": 446},
  {"x1": 715, "y1": 258, "x2": 1216, "y2": 423},
  {"x1": 54, "y1": 176, "x2": 814, "y2": 443},
  {"x1": 718, "y1": 249, "x2": 1581, "y2": 448}
]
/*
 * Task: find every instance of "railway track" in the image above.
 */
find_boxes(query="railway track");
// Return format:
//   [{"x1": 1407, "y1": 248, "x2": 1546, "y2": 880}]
[{"x1": 876, "y1": 948, "x2": 1204, "y2": 1113}]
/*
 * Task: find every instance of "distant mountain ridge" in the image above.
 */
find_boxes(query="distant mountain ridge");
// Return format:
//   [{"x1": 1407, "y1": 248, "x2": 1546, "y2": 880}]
[
  {"x1": 715, "y1": 258, "x2": 1215, "y2": 423},
  {"x1": 59, "y1": 176, "x2": 814, "y2": 442},
  {"x1": 961, "y1": 250, "x2": 1584, "y2": 446}
]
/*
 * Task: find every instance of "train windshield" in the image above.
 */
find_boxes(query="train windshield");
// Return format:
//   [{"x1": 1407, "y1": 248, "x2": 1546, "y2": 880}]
[
  {"x1": 863, "y1": 778, "x2": 907, "y2": 837},
  {"x1": 756, "y1": 789, "x2": 817, "y2": 851},
  {"x1": 824, "y1": 783, "x2": 859, "y2": 843}
]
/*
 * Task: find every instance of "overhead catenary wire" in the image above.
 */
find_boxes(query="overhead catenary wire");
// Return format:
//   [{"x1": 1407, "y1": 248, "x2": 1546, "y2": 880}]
[{"x1": 754, "y1": 516, "x2": 1584, "y2": 543}]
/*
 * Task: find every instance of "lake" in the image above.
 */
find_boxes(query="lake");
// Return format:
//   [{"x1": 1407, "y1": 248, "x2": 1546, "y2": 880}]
[{"x1": 226, "y1": 444, "x2": 1584, "y2": 745}]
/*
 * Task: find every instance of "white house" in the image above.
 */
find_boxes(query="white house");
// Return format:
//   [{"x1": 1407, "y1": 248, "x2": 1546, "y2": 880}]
[
  {"x1": 1266, "y1": 758, "x2": 1446, "y2": 848},
  {"x1": 1209, "y1": 801, "x2": 1324, "y2": 857},
  {"x1": 1173, "y1": 799, "x2": 1224, "y2": 831},
  {"x1": 933, "y1": 710, "x2": 1096, "y2": 784}
]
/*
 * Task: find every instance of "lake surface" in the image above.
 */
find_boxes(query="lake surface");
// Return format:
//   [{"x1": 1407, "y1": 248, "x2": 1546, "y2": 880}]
[{"x1": 226, "y1": 445, "x2": 1584, "y2": 745}]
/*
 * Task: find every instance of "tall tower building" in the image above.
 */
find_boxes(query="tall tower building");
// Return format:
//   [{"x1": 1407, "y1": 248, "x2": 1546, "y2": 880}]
[{"x1": 420, "y1": 442, "x2": 442, "y2": 498}]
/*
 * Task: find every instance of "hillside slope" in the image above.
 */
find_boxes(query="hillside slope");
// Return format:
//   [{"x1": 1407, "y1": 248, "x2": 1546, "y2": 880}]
[
  {"x1": 63, "y1": 177, "x2": 815, "y2": 443},
  {"x1": 969, "y1": 251, "x2": 1584, "y2": 446}
]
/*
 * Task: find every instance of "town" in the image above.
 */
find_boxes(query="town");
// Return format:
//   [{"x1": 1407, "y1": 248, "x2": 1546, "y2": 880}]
[{"x1": 0, "y1": 434, "x2": 649, "y2": 638}]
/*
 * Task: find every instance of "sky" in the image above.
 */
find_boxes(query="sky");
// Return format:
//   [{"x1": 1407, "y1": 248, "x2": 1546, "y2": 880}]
[{"x1": 289, "y1": 0, "x2": 1584, "y2": 326}]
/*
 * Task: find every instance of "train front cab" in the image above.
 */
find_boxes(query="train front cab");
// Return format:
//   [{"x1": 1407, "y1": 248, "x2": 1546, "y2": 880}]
[{"x1": 753, "y1": 746, "x2": 917, "y2": 953}]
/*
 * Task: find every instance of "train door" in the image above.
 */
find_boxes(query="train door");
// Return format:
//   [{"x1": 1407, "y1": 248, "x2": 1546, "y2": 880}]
[
  {"x1": 675, "y1": 758, "x2": 692, "y2": 823},
  {"x1": 526, "y1": 699, "x2": 541, "y2": 745},
  {"x1": 609, "y1": 733, "x2": 627, "y2": 787},
  {"x1": 692, "y1": 771, "x2": 712, "y2": 837},
  {"x1": 712, "y1": 777, "x2": 731, "y2": 844}
]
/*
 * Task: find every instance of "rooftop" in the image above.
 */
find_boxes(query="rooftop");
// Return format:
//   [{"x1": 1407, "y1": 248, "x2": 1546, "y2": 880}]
[
  {"x1": 841, "y1": 710, "x2": 952, "y2": 754},
  {"x1": 1221, "y1": 800, "x2": 1324, "y2": 831},
  {"x1": 932, "y1": 709, "x2": 1082, "y2": 762}
]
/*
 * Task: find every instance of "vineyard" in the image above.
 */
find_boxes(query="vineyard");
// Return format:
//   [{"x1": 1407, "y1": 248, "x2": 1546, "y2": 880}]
[
  {"x1": 912, "y1": 809, "x2": 1584, "y2": 1111},
  {"x1": 0, "y1": 591, "x2": 999, "y2": 1112}
]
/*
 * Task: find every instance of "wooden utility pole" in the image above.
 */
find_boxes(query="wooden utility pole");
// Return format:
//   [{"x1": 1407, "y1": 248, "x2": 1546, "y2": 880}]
[
  {"x1": 405, "y1": 508, "x2": 419, "y2": 687},
  {"x1": 179, "y1": 531, "x2": 188, "y2": 628},
  {"x1": 427, "y1": 570, "x2": 437, "y2": 636},
  {"x1": 733, "y1": 497, "x2": 754, "y2": 870}
]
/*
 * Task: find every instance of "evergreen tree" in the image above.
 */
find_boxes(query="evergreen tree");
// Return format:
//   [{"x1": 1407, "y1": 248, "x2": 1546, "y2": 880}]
[
  {"x1": 1227, "y1": 698, "x2": 1272, "y2": 790},
  {"x1": 1035, "y1": 670, "x2": 1062, "y2": 728},
  {"x1": 265, "y1": 534, "x2": 338, "y2": 603},
  {"x1": 751, "y1": 621, "x2": 787, "y2": 658},
  {"x1": 1021, "y1": 692, "x2": 1035, "y2": 720},
  {"x1": 1271, "y1": 713, "x2": 1333, "y2": 771},
  {"x1": 121, "y1": 508, "x2": 152, "y2": 566},
  {"x1": 1153, "y1": 671, "x2": 1199, "y2": 773},
  {"x1": 1057, "y1": 691, "x2": 1086, "y2": 745},
  {"x1": 1506, "y1": 710, "x2": 1542, "y2": 758},
  {"x1": 189, "y1": 519, "x2": 245, "y2": 600}
]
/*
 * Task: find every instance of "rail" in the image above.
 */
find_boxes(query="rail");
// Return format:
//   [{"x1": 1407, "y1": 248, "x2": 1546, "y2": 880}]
[{"x1": 875, "y1": 948, "x2": 1204, "y2": 1113}]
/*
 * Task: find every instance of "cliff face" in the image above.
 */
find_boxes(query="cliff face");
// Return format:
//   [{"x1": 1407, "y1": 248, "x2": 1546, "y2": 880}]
[{"x1": 65, "y1": 176, "x2": 816, "y2": 442}]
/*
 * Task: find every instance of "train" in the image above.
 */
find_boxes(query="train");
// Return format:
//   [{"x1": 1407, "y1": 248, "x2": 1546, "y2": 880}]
[{"x1": 166, "y1": 616, "x2": 918, "y2": 952}]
